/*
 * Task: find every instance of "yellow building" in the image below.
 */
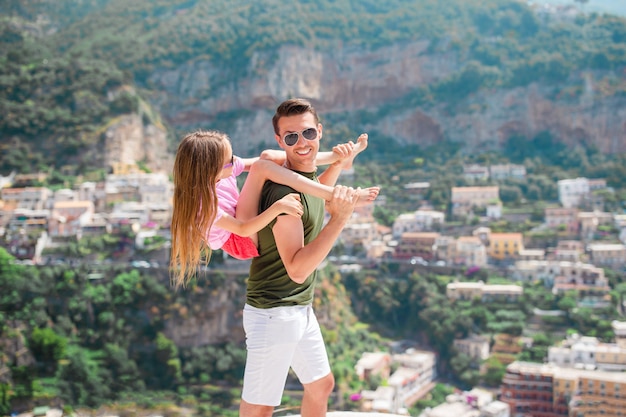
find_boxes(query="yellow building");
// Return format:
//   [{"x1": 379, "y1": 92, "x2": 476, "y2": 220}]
[
  {"x1": 568, "y1": 371, "x2": 626, "y2": 417},
  {"x1": 502, "y1": 361, "x2": 626, "y2": 417},
  {"x1": 488, "y1": 232, "x2": 524, "y2": 260}
]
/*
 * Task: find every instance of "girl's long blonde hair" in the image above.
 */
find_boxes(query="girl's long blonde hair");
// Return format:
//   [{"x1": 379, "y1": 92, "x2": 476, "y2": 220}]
[{"x1": 170, "y1": 130, "x2": 230, "y2": 288}]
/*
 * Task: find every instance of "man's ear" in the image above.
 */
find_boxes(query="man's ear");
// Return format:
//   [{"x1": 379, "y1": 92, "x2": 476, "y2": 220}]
[
  {"x1": 318, "y1": 123, "x2": 323, "y2": 140},
  {"x1": 275, "y1": 134, "x2": 284, "y2": 149}
]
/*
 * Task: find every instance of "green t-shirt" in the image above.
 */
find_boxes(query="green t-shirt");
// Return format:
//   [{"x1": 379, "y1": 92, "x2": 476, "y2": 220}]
[{"x1": 247, "y1": 170, "x2": 324, "y2": 308}]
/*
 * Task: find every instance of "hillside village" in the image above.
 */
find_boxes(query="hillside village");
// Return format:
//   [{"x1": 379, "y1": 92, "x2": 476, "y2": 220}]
[{"x1": 1, "y1": 157, "x2": 626, "y2": 417}]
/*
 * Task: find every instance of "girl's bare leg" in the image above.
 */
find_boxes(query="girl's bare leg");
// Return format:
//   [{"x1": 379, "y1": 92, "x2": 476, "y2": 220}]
[
  {"x1": 237, "y1": 159, "x2": 379, "y2": 218},
  {"x1": 236, "y1": 160, "x2": 334, "y2": 223}
]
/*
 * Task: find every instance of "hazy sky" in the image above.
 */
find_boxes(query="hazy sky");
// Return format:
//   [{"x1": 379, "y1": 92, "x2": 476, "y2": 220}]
[{"x1": 531, "y1": 0, "x2": 626, "y2": 17}]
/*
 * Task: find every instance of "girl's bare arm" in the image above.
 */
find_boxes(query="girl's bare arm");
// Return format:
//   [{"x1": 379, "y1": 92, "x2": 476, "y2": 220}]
[{"x1": 214, "y1": 193, "x2": 302, "y2": 237}]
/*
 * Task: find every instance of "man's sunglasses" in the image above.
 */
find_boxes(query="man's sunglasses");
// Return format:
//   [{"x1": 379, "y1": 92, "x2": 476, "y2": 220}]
[{"x1": 282, "y1": 127, "x2": 318, "y2": 146}]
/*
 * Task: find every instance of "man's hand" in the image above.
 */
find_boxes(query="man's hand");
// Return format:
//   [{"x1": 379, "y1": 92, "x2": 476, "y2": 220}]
[{"x1": 325, "y1": 185, "x2": 360, "y2": 225}]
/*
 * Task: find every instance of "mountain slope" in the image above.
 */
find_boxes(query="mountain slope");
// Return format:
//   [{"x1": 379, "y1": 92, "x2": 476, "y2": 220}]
[{"x1": 1, "y1": 0, "x2": 626, "y2": 173}]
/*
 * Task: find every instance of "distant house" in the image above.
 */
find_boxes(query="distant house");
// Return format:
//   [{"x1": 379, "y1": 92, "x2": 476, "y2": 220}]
[
  {"x1": 395, "y1": 232, "x2": 439, "y2": 260},
  {"x1": 501, "y1": 360, "x2": 626, "y2": 417},
  {"x1": 486, "y1": 201, "x2": 503, "y2": 220},
  {"x1": 551, "y1": 240, "x2": 584, "y2": 262},
  {"x1": 463, "y1": 164, "x2": 489, "y2": 182},
  {"x1": 558, "y1": 177, "x2": 607, "y2": 209},
  {"x1": 451, "y1": 186, "x2": 499, "y2": 218},
  {"x1": 587, "y1": 243, "x2": 626, "y2": 269},
  {"x1": 355, "y1": 352, "x2": 392, "y2": 381},
  {"x1": 433, "y1": 235, "x2": 457, "y2": 264},
  {"x1": 614, "y1": 320, "x2": 626, "y2": 349},
  {"x1": 545, "y1": 207, "x2": 579, "y2": 235},
  {"x1": 455, "y1": 236, "x2": 487, "y2": 267},
  {"x1": 390, "y1": 350, "x2": 437, "y2": 411},
  {"x1": 518, "y1": 248, "x2": 545, "y2": 261},
  {"x1": 446, "y1": 281, "x2": 523, "y2": 302},
  {"x1": 1, "y1": 187, "x2": 52, "y2": 210},
  {"x1": 7, "y1": 208, "x2": 50, "y2": 234},
  {"x1": 454, "y1": 335, "x2": 490, "y2": 362},
  {"x1": 422, "y1": 388, "x2": 508, "y2": 417},
  {"x1": 511, "y1": 260, "x2": 605, "y2": 293},
  {"x1": 359, "y1": 349, "x2": 437, "y2": 415},
  {"x1": 392, "y1": 209, "x2": 445, "y2": 237},
  {"x1": 109, "y1": 201, "x2": 150, "y2": 230},
  {"x1": 48, "y1": 200, "x2": 95, "y2": 237},
  {"x1": 549, "y1": 333, "x2": 626, "y2": 372},
  {"x1": 53, "y1": 188, "x2": 77, "y2": 202},
  {"x1": 578, "y1": 210, "x2": 613, "y2": 241},
  {"x1": 487, "y1": 232, "x2": 524, "y2": 261},
  {"x1": 558, "y1": 177, "x2": 590, "y2": 209},
  {"x1": 552, "y1": 264, "x2": 611, "y2": 308},
  {"x1": 403, "y1": 181, "x2": 430, "y2": 198},
  {"x1": 490, "y1": 163, "x2": 526, "y2": 181}
]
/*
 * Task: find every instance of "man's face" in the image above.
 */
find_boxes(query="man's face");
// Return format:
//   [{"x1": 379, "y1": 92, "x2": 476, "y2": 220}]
[{"x1": 275, "y1": 112, "x2": 322, "y2": 172}]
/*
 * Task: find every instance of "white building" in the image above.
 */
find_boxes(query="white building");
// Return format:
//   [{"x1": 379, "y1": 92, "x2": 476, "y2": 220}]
[
  {"x1": 1, "y1": 187, "x2": 52, "y2": 210},
  {"x1": 446, "y1": 281, "x2": 523, "y2": 302},
  {"x1": 359, "y1": 349, "x2": 436, "y2": 415},
  {"x1": 511, "y1": 260, "x2": 605, "y2": 290},
  {"x1": 548, "y1": 333, "x2": 626, "y2": 372},
  {"x1": 613, "y1": 320, "x2": 626, "y2": 349},
  {"x1": 390, "y1": 350, "x2": 437, "y2": 412},
  {"x1": 557, "y1": 178, "x2": 606, "y2": 210},
  {"x1": 420, "y1": 389, "x2": 509, "y2": 417},
  {"x1": 587, "y1": 243, "x2": 626, "y2": 269},
  {"x1": 53, "y1": 188, "x2": 77, "y2": 202},
  {"x1": 463, "y1": 164, "x2": 489, "y2": 182},
  {"x1": 558, "y1": 178, "x2": 590, "y2": 208},
  {"x1": 548, "y1": 334, "x2": 599, "y2": 369},
  {"x1": 455, "y1": 236, "x2": 487, "y2": 267},
  {"x1": 454, "y1": 335, "x2": 490, "y2": 361},
  {"x1": 490, "y1": 164, "x2": 526, "y2": 181},
  {"x1": 392, "y1": 210, "x2": 445, "y2": 238}
]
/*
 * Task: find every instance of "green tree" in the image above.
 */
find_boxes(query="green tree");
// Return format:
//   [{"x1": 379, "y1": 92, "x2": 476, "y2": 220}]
[
  {"x1": 55, "y1": 345, "x2": 111, "y2": 407},
  {"x1": 29, "y1": 327, "x2": 68, "y2": 374},
  {"x1": 154, "y1": 332, "x2": 182, "y2": 389},
  {"x1": 483, "y1": 357, "x2": 506, "y2": 386}
]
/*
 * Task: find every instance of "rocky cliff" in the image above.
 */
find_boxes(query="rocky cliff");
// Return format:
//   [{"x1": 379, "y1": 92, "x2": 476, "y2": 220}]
[
  {"x1": 103, "y1": 114, "x2": 173, "y2": 174},
  {"x1": 146, "y1": 42, "x2": 626, "y2": 156}
]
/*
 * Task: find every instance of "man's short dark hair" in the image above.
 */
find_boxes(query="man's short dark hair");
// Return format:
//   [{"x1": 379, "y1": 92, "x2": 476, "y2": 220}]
[{"x1": 272, "y1": 98, "x2": 320, "y2": 135}]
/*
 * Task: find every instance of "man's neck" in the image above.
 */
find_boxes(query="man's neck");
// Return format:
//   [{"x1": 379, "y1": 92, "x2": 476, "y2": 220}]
[{"x1": 285, "y1": 160, "x2": 316, "y2": 173}]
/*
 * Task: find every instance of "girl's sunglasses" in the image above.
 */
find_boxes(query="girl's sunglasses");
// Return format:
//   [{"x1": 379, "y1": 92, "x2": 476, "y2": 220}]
[
  {"x1": 223, "y1": 155, "x2": 234, "y2": 169},
  {"x1": 282, "y1": 127, "x2": 318, "y2": 146}
]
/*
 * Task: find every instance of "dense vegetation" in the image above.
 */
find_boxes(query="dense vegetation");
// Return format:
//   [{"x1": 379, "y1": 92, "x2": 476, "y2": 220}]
[
  {"x1": 0, "y1": 246, "x2": 388, "y2": 415},
  {"x1": 3, "y1": 234, "x2": 625, "y2": 415}
]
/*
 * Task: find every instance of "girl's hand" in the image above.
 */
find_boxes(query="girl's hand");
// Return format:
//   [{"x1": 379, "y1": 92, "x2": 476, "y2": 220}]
[{"x1": 277, "y1": 193, "x2": 303, "y2": 217}]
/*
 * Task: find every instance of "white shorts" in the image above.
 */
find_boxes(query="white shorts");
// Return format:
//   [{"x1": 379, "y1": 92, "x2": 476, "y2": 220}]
[{"x1": 241, "y1": 303, "x2": 331, "y2": 406}]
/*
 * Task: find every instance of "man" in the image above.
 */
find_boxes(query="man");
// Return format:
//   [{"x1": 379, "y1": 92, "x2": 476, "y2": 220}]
[{"x1": 239, "y1": 98, "x2": 361, "y2": 417}]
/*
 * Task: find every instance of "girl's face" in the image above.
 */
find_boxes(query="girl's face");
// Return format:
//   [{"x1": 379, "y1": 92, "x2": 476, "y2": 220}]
[{"x1": 218, "y1": 141, "x2": 234, "y2": 180}]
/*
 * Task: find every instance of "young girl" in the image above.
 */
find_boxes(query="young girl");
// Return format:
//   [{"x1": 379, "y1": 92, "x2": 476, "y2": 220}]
[{"x1": 170, "y1": 130, "x2": 378, "y2": 286}]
